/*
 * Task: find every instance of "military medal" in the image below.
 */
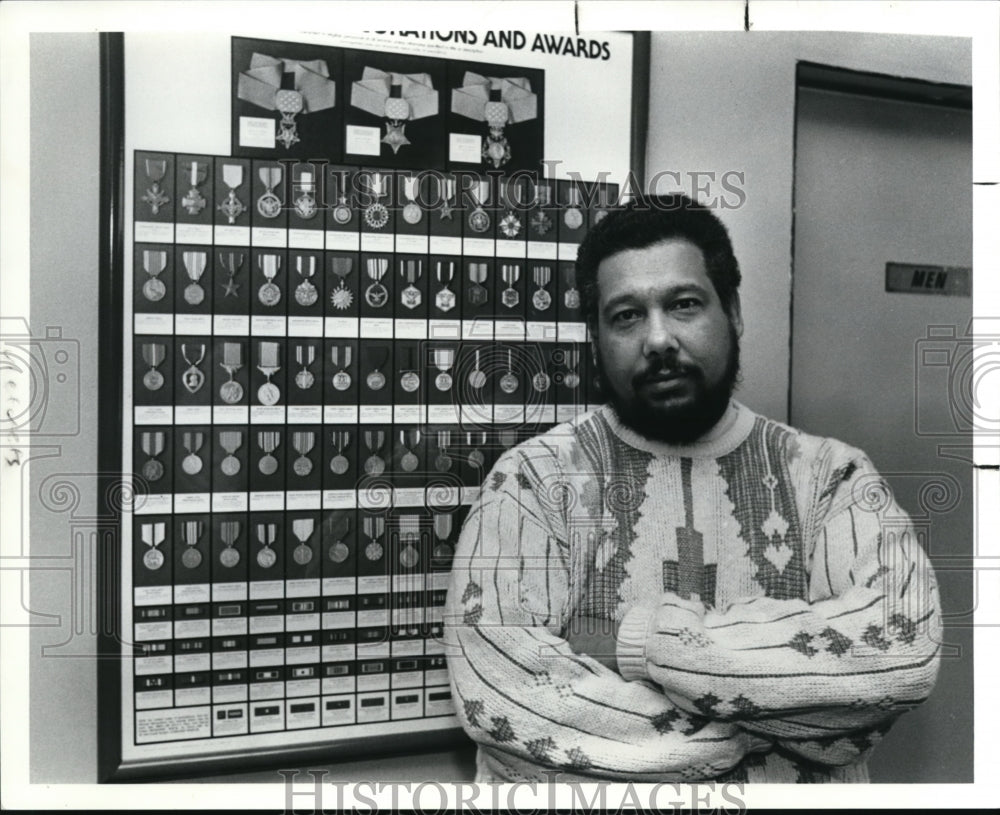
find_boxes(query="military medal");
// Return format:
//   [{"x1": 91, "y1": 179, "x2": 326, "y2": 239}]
[
  {"x1": 219, "y1": 521, "x2": 241, "y2": 568},
  {"x1": 467, "y1": 349, "x2": 486, "y2": 390},
  {"x1": 438, "y1": 176, "x2": 456, "y2": 220},
  {"x1": 400, "y1": 346, "x2": 420, "y2": 393},
  {"x1": 399, "y1": 528, "x2": 420, "y2": 568},
  {"x1": 401, "y1": 176, "x2": 423, "y2": 224},
  {"x1": 257, "y1": 165, "x2": 283, "y2": 218},
  {"x1": 482, "y1": 86, "x2": 513, "y2": 168},
  {"x1": 467, "y1": 262, "x2": 488, "y2": 307},
  {"x1": 363, "y1": 516, "x2": 385, "y2": 562},
  {"x1": 256, "y1": 341, "x2": 281, "y2": 405},
  {"x1": 292, "y1": 518, "x2": 315, "y2": 565},
  {"x1": 531, "y1": 183, "x2": 553, "y2": 236},
  {"x1": 329, "y1": 431, "x2": 350, "y2": 475},
  {"x1": 219, "y1": 251, "x2": 243, "y2": 298},
  {"x1": 293, "y1": 170, "x2": 318, "y2": 220},
  {"x1": 180, "y1": 343, "x2": 206, "y2": 394},
  {"x1": 467, "y1": 432, "x2": 487, "y2": 470},
  {"x1": 181, "y1": 431, "x2": 205, "y2": 475},
  {"x1": 141, "y1": 249, "x2": 168, "y2": 302},
  {"x1": 563, "y1": 185, "x2": 585, "y2": 231},
  {"x1": 181, "y1": 251, "x2": 207, "y2": 306},
  {"x1": 256, "y1": 523, "x2": 278, "y2": 569},
  {"x1": 140, "y1": 432, "x2": 165, "y2": 482},
  {"x1": 257, "y1": 253, "x2": 282, "y2": 306},
  {"x1": 329, "y1": 257, "x2": 354, "y2": 310},
  {"x1": 181, "y1": 520, "x2": 204, "y2": 569},
  {"x1": 433, "y1": 347, "x2": 454, "y2": 391},
  {"x1": 433, "y1": 513, "x2": 454, "y2": 563},
  {"x1": 363, "y1": 430, "x2": 386, "y2": 475},
  {"x1": 400, "y1": 259, "x2": 422, "y2": 310},
  {"x1": 500, "y1": 263, "x2": 521, "y2": 309},
  {"x1": 218, "y1": 430, "x2": 243, "y2": 476},
  {"x1": 330, "y1": 173, "x2": 353, "y2": 225},
  {"x1": 434, "y1": 431, "x2": 452, "y2": 472},
  {"x1": 292, "y1": 430, "x2": 316, "y2": 476},
  {"x1": 331, "y1": 345, "x2": 352, "y2": 391},
  {"x1": 257, "y1": 431, "x2": 280, "y2": 475},
  {"x1": 564, "y1": 347, "x2": 581, "y2": 389},
  {"x1": 293, "y1": 255, "x2": 318, "y2": 306},
  {"x1": 533, "y1": 370, "x2": 551, "y2": 392},
  {"x1": 399, "y1": 429, "x2": 420, "y2": 472},
  {"x1": 362, "y1": 172, "x2": 389, "y2": 230},
  {"x1": 140, "y1": 522, "x2": 166, "y2": 571},
  {"x1": 141, "y1": 158, "x2": 170, "y2": 215},
  {"x1": 380, "y1": 80, "x2": 413, "y2": 154},
  {"x1": 218, "y1": 342, "x2": 244, "y2": 404},
  {"x1": 563, "y1": 267, "x2": 581, "y2": 310},
  {"x1": 293, "y1": 344, "x2": 316, "y2": 390},
  {"x1": 141, "y1": 343, "x2": 166, "y2": 391},
  {"x1": 467, "y1": 180, "x2": 491, "y2": 233},
  {"x1": 499, "y1": 349, "x2": 519, "y2": 394},
  {"x1": 364, "y1": 257, "x2": 389, "y2": 308},
  {"x1": 181, "y1": 160, "x2": 207, "y2": 215},
  {"x1": 531, "y1": 265, "x2": 552, "y2": 311},
  {"x1": 326, "y1": 514, "x2": 351, "y2": 563},
  {"x1": 365, "y1": 346, "x2": 388, "y2": 392},
  {"x1": 218, "y1": 164, "x2": 246, "y2": 224},
  {"x1": 433, "y1": 261, "x2": 456, "y2": 312},
  {"x1": 365, "y1": 541, "x2": 384, "y2": 562},
  {"x1": 499, "y1": 211, "x2": 522, "y2": 238}
]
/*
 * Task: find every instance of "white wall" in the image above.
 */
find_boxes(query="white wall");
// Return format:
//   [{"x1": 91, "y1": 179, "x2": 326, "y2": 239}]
[{"x1": 646, "y1": 31, "x2": 971, "y2": 422}]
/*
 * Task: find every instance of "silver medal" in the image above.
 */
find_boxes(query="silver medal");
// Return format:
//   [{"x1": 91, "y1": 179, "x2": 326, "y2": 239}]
[
  {"x1": 143, "y1": 369, "x2": 164, "y2": 391},
  {"x1": 143, "y1": 548, "x2": 164, "y2": 571},
  {"x1": 365, "y1": 283, "x2": 389, "y2": 309},
  {"x1": 142, "y1": 459, "x2": 164, "y2": 482},
  {"x1": 402, "y1": 202, "x2": 422, "y2": 225},
  {"x1": 258, "y1": 281, "x2": 281, "y2": 307},
  {"x1": 401, "y1": 285, "x2": 421, "y2": 309},
  {"x1": 532, "y1": 288, "x2": 552, "y2": 311},
  {"x1": 184, "y1": 282, "x2": 205, "y2": 306},
  {"x1": 363, "y1": 202, "x2": 388, "y2": 229},
  {"x1": 182, "y1": 453, "x2": 203, "y2": 475},
  {"x1": 220, "y1": 547, "x2": 240, "y2": 568},
  {"x1": 564, "y1": 207, "x2": 584, "y2": 230},
  {"x1": 366, "y1": 371, "x2": 386, "y2": 391},
  {"x1": 295, "y1": 280, "x2": 318, "y2": 307},
  {"x1": 328, "y1": 541, "x2": 349, "y2": 563},
  {"x1": 399, "y1": 542, "x2": 420, "y2": 568},
  {"x1": 258, "y1": 454, "x2": 278, "y2": 475},
  {"x1": 435, "y1": 372, "x2": 452, "y2": 391},
  {"x1": 435, "y1": 288, "x2": 455, "y2": 312},
  {"x1": 365, "y1": 541, "x2": 384, "y2": 561},
  {"x1": 501, "y1": 287, "x2": 519, "y2": 308},
  {"x1": 468, "y1": 207, "x2": 490, "y2": 233},
  {"x1": 293, "y1": 543, "x2": 313, "y2": 565},
  {"x1": 400, "y1": 371, "x2": 420, "y2": 393},
  {"x1": 142, "y1": 278, "x2": 166, "y2": 302},
  {"x1": 564, "y1": 288, "x2": 581, "y2": 309},
  {"x1": 257, "y1": 546, "x2": 277, "y2": 568},
  {"x1": 499, "y1": 373, "x2": 519, "y2": 394},
  {"x1": 257, "y1": 191, "x2": 282, "y2": 218},
  {"x1": 257, "y1": 382, "x2": 280, "y2": 406},
  {"x1": 468, "y1": 369, "x2": 487, "y2": 389},
  {"x1": 329, "y1": 454, "x2": 350, "y2": 475},
  {"x1": 533, "y1": 371, "x2": 551, "y2": 392},
  {"x1": 295, "y1": 369, "x2": 315, "y2": 390},
  {"x1": 401, "y1": 452, "x2": 419, "y2": 472},
  {"x1": 364, "y1": 455, "x2": 385, "y2": 476},
  {"x1": 219, "y1": 381, "x2": 244, "y2": 404},
  {"x1": 293, "y1": 456, "x2": 313, "y2": 477},
  {"x1": 331, "y1": 285, "x2": 353, "y2": 310},
  {"x1": 333, "y1": 203, "x2": 352, "y2": 225},
  {"x1": 332, "y1": 371, "x2": 352, "y2": 391},
  {"x1": 564, "y1": 371, "x2": 581, "y2": 389},
  {"x1": 182, "y1": 547, "x2": 203, "y2": 569},
  {"x1": 220, "y1": 455, "x2": 241, "y2": 477},
  {"x1": 294, "y1": 193, "x2": 317, "y2": 220}
]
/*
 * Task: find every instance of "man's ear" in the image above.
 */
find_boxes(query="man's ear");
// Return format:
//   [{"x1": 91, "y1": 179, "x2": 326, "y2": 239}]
[{"x1": 728, "y1": 294, "x2": 744, "y2": 338}]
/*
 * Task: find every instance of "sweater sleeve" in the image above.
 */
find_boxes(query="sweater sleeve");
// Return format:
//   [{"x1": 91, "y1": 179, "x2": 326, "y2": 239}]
[
  {"x1": 444, "y1": 448, "x2": 765, "y2": 781},
  {"x1": 615, "y1": 453, "x2": 942, "y2": 767}
]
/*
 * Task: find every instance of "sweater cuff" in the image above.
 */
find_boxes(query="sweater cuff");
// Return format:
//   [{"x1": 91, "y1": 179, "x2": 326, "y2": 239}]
[{"x1": 616, "y1": 605, "x2": 656, "y2": 681}]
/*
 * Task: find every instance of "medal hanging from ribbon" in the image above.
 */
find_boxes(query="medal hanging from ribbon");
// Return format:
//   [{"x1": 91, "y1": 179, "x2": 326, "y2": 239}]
[
  {"x1": 433, "y1": 347, "x2": 454, "y2": 391},
  {"x1": 364, "y1": 257, "x2": 389, "y2": 308},
  {"x1": 398, "y1": 515, "x2": 421, "y2": 569},
  {"x1": 256, "y1": 341, "x2": 281, "y2": 405},
  {"x1": 293, "y1": 169, "x2": 318, "y2": 220},
  {"x1": 499, "y1": 349, "x2": 519, "y2": 394},
  {"x1": 141, "y1": 343, "x2": 166, "y2": 391},
  {"x1": 219, "y1": 341, "x2": 244, "y2": 404},
  {"x1": 433, "y1": 512, "x2": 454, "y2": 561},
  {"x1": 292, "y1": 518, "x2": 315, "y2": 565},
  {"x1": 141, "y1": 158, "x2": 170, "y2": 215},
  {"x1": 362, "y1": 515, "x2": 386, "y2": 561},
  {"x1": 329, "y1": 257, "x2": 354, "y2": 310},
  {"x1": 363, "y1": 430, "x2": 386, "y2": 476},
  {"x1": 294, "y1": 255, "x2": 318, "y2": 306},
  {"x1": 434, "y1": 431, "x2": 452, "y2": 472},
  {"x1": 438, "y1": 176, "x2": 456, "y2": 220},
  {"x1": 467, "y1": 262, "x2": 488, "y2": 306},
  {"x1": 329, "y1": 430, "x2": 351, "y2": 475},
  {"x1": 399, "y1": 429, "x2": 421, "y2": 472},
  {"x1": 218, "y1": 164, "x2": 246, "y2": 224},
  {"x1": 257, "y1": 431, "x2": 280, "y2": 475},
  {"x1": 563, "y1": 267, "x2": 581, "y2": 310},
  {"x1": 331, "y1": 345, "x2": 352, "y2": 391},
  {"x1": 294, "y1": 344, "x2": 317, "y2": 390},
  {"x1": 141, "y1": 249, "x2": 168, "y2": 302},
  {"x1": 467, "y1": 180, "x2": 491, "y2": 234},
  {"x1": 181, "y1": 431, "x2": 205, "y2": 475},
  {"x1": 564, "y1": 185, "x2": 585, "y2": 231},
  {"x1": 256, "y1": 523, "x2": 278, "y2": 569},
  {"x1": 219, "y1": 430, "x2": 243, "y2": 476},
  {"x1": 330, "y1": 172, "x2": 353, "y2": 225},
  {"x1": 399, "y1": 346, "x2": 420, "y2": 393},
  {"x1": 181, "y1": 520, "x2": 204, "y2": 569},
  {"x1": 531, "y1": 182, "x2": 553, "y2": 236},
  {"x1": 362, "y1": 172, "x2": 388, "y2": 230},
  {"x1": 365, "y1": 346, "x2": 388, "y2": 392},
  {"x1": 400, "y1": 259, "x2": 422, "y2": 309},
  {"x1": 350, "y1": 67, "x2": 439, "y2": 155},
  {"x1": 451, "y1": 72, "x2": 538, "y2": 169},
  {"x1": 219, "y1": 251, "x2": 243, "y2": 298},
  {"x1": 499, "y1": 179, "x2": 524, "y2": 238},
  {"x1": 291, "y1": 431, "x2": 316, "y2": 476},
  {"x1": 180, "y1": 343, "x2": 206, "y2": 394},
  {"x1": 563, "y1": 346, "x2": 581, "y2": 389},
  {"x1": 401, "y1": 176, "x2": 423, "y2": 224},
  {"x1": 531, "y1": 265, "x2": 552, "y2": 311},
  {"x1": 467, "y1": 431, "x2": 487, "y2": 470},
  {"x1": 468, "y1": 349, "x2": 486, "y2": 390},
  {"x1": 326, "y1": 514, "x2": 351, "y2": 563},
  {"x1": 237, "y1": 53, "x2": 337, "y2": 150},
  {"x1": 258, "y1": 253, "x2": 282, "y2": 306},
  {"x1": 182, "y1": 251, "x2": 207, "y2": 306},
  {"x1": 140, "y1": 522, "x2": 166, "y2": 571},
  {"x1": 181, "y1": 161, "x2": 207, "y2": 215},
  {"x1": 257, "y1": 165, "x2": 283, "y2": 218},
  {"x1": 501, "y1": 263, "x2": 521, "y2": 309},
  {"x1": 219, "y1": 520, "x2": 241, "y2": 568},
  {"x1": 433, "y1": 261, "x2": 456, "y2": 313},
  {"x1": 140, "y1": 431, "x2": 165, "y2": 482}
]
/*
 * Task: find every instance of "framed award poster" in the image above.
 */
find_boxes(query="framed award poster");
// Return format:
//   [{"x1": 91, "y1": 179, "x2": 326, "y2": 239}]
[{"x1": 98, "y1": 29, "x2": 647, "y2": 780}]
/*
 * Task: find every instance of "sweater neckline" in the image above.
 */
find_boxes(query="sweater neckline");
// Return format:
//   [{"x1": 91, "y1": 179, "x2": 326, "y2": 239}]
[{"x1": 598, "y1": 400, "x2": 756, "y2": 459}]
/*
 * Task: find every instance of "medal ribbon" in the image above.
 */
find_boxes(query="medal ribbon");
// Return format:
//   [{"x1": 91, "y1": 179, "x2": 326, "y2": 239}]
[
  {"x1": 566, "y1": 185, "x2": 582, "y2": 208},
  {"x1": 468, "y1": 263, "x2": 487, "y2": 284},
  {"x1": 142, "y1": 250, "x2": 167, "y2": 277},
  {"x1": 292, "y1": 518, "x2": 315, "y2": 543},
  {"x1": 331, "y1": 257, "x2": 353, "y2": 279},
  {"x1": 433, "y1": 512, "x2": 453, "y2": 540},
  {"x1": 183, "y1": 432, "x2": 204, "y2": 455},
  {"x1": 259, "y1": 166, "x2": 282, "y2": 191},
  {"x1": 402, "y1": 259, "x2": 422, "y2": 283},
  {"x1": 187, "y1": 161, "x2": 207, "y2": 186},
  {"x1": 140, "y1": 432, "x2": 165, "y2": 457},
  {"x1": 364, "y1": 430, "x2": 385, "y2": 454},
  {"x1": 144, "y1": 159, "x2": 167, "y2": 182},
  {"x1": 141, "y1": 343, "x2": 165, "y2": 369},
  {"x1": 256, "y1": 523, "x2": 277, "y2": 546},
  {"x1": 297, "y1": 170, "x2": 315, "y2": 193},
  {"x1": 366, "y1": 257, "x2": 388, "y2": 282},
  {"x1": 533, "y1": 265, "x2": 551, "y2": 288},
  {"x1": 366, "y1": 172, "x2": 385, "y2": 199},
  {"x1": 469, "y1": 180, "x2": 490, "y2": 208},
  {"x1": 563, "y1": 267, "x2": 577, "y2": 289},
  {"x1": 296, "y1": 255, "x2": 316, "y2": 280},
  {"x1": 433, "y1": 347, "x2": 454, "y2": 372},
  {"x1": 182, "y1": 251, "x2": 207, "y2": 283},
  {"x1": 141, "y1": 522, "x2": 166, "y2": 547},
  {"x1": 363, "y1": 515, "x2": 385, "y2": 541},
  {"x1": 257, "y1": 431, "x2": 280, "y2": 454},
  {"x1": 259, "y1": 254, "x2": 280, "y2": 282},
  {"x1": 221, "y1": 342, "x2": 242, "y2": 369},
  {"x1": 295, "y1": 344, "x2": 316, "y2": 369},
  {"x1": 182, "y1": 521, "x2": 204, "y2": 545},
  {"x1": 237, "y1": 53, "x2": 337, "y2": 114},
  {"x1": 501, "y1": 264, "x2": 520, "y2": 286},
  {"x1": 326, "y1": 513, "x2": 351, "y2": 540},
  {"x1": 181, "y1": 343, "x2": 206, "y2": 367},
  {"x1": 436, "y1": 261, "x2": 454, "y2": 286},
  {"x1": 222, "y1": 164, "x2": 244, "y2": 191},
  {"x1": 369, "y1": 346, "x2": 389, "y2": 373},
  {"x1": 401, "y1": 345, "x2": 416, "y2": 374},
  {"x1": 333, "y1": 430, "x2": 350, "y2": 453},
  {"x1": 535, "y1": 182, "x2": 552, "y2": 206},
  {"x1": 220, "y1": 521, "x2": 240, "y2": 545},
  {"x1": 439, "y1": 176, "x2": 455, "y2": 203},
  {"x1": 292, "y1": 431, "x2": 316, "y2": 456},
  {"x1": 258, "y1": 341, "x2": 280, "y2": 370},
  {"x1": 219, "y1": 251, "x2": 244, "y2": 274},
  {"x1": 331, "y1": 345, "x2": 352, "y2": 371},
  {"x1": 219, "y1": 431, "x2": 242, "y2": 455},
  {"x1": 402, "y1": 176, "x2": 419, "y2": 203},
  {"x1": 437, "y1": 431, "x2": 450, "y2": 450}
]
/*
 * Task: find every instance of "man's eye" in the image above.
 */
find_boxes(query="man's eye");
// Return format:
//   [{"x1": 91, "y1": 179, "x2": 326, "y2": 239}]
[
  {"x1": 671, "y1": 298, "x2": 701, "y2": 312},
  {"x1": 612, "y1": 309, "x2": 641, "y2": 323}
]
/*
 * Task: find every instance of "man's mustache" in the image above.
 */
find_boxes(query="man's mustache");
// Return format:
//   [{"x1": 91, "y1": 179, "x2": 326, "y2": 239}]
[{"x1": 632, "y1": 356, "x2": 704, "y2": 389}]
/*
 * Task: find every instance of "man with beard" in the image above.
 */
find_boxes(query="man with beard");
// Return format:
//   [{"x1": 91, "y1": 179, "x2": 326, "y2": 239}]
[{"x1": 444, "y1": 194, "x2": 940, "y2": 783}]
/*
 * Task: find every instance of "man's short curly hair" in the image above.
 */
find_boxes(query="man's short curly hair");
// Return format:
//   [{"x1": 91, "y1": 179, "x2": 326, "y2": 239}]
[{"x1": 575, "y1": 193, "x2": 742, "y2": 332}]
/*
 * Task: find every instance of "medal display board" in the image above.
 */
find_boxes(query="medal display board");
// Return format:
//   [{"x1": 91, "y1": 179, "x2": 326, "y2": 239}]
[{"x1": 107, "y1": 30, "x2": 640, "y2": 779}]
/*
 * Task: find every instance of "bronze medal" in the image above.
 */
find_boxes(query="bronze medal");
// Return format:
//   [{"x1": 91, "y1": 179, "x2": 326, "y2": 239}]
[
  {"x1": 143, "y1": 548, "x2": 164, "y2": 571},
  {"x1": 142, "y1": 278, "x2": 166, "y2": 302},
  {"x1": 257, "y1": 546, "x2": 277, "y2": 569},
  {"x1": 532, "y1": 288, "x2": 552, "y2": 311},
  {"x1": 332, "y1": 371, "x2": 352, "y2": 391},
  {"x1": 219, "y1": 380, "x2": 244, "y2": 404},
  {"x1": 293, "y1": 543, "x2": 313, "y2": 566},
  {"x1": 220, "y1": 455, "x2": 241, "y2": 477},
  {"x1": 329, "y1": 454, "x2": 349, "y2": 475},
  {"x1": 533, "y1": 371, "x2": 551, "y2": 392},
  {"x1": 182, "y1": 547, "x2": 202, "y2": 569},
  {"x1": 295, "y1": 280, "x2": 318, "y2": 307},
  {"x1": 220, "y1": 547, "x2": 240, "y2": 568},
  {"x1": 295, "y1": 369, "x2": 315, "y2": 390},
  {"x1": 365, "y1": 541, "x2": 383, "y2": 561},
  {"x1": 435, "y1": 372, "x2": 452, "y2": 391},
  {"x1": 468, "y1": 207, "x2": 490, "y2": 233},
  {"x1": 402, "y1": 202, "x2": 422, "y2": 225},
  {"x1": 400, "y1": 372, "x2": 420, "y2": 393},
  {"x1": 328, "y1": 541, "x2": 349, "y2": 563},
  {"x1": 293, "y1": 455, "x2": 313, "y2": 477},
  {"x1": 258, "y1": 454, "x2": 278, "y2": 476},
  {"x1": 366, "y1": 371, "x2": 386, "y2": 391},
  {"x1": 258, "y1": 281, "x2": 281, "y2": 307},
  {"x1": 183, "y1": 282, "x2": 205, "y2": 306},
  {"x1": 364, "y1": 455, "x2": 385, "y2": 476},
  {"x1": 499, "y1": 373, "x2": 519, "y2": 394},
  {"x1": 141, "y1": 459, "x2": 164, "y2": 482},
  {"x1": 364, "y1": 282, "x2": 389, "y2": 308},
  {"x1": 143, "y1": 369, "x2": 164, "y2": 391},
  {"x1": 257, "y1": 382, "x2": 280, "y2": 406},
  {"x1": 182, "y1": 453, "x2": 203, "y2": 476},
  {"x1": 257, "y1": 191, "x2": 282, "y2": 218}
]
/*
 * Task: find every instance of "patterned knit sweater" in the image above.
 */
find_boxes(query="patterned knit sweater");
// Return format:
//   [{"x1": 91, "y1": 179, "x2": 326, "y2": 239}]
[{"x1": 444, "y1": 401, "x2": 941, "y2": 783}]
